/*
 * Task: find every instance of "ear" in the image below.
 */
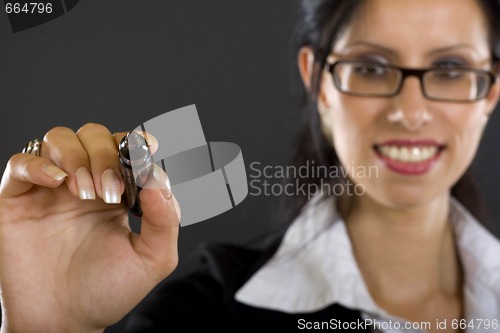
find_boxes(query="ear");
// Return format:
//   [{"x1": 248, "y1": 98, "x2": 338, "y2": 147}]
[
  {"x1": 298, "y1": 46, "x2": 334, "y2": 144},
  {"x1": 485, "y1": 75, "x2": 500, "y2": 116},
  {"x1": 298, "y1": 46, "x2": 315, "y2": 92},
  {"x1": 298, "y1": 46, "x2": 331, "y2": 107}
]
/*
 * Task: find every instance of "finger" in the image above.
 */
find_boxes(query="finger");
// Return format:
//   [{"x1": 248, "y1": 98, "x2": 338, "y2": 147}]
[
  {"x1": 113, "y1": 132, "x2": 127, "y2": 147},
  {"x1": 113, "y1": 131, "x2": 159, "y2": 156},
  {"x1": 132, "y1": 165, "x2": 180, "y2": 278},
  {"x1": 42, "y1": 126, "x2": 92, "y2": 198},
  {"x1": 0, "y1": 153, "x2": 67, "y2": 198},
  {"x1": 76, "y1": 123, "x2": 124, "y2": 204}
]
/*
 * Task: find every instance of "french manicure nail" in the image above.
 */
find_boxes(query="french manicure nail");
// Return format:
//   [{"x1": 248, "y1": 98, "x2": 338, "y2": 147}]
[
  {"x1": 101, "y1": 169, "x2": 121, "y2": 204},
  {"x1": 42, "y1": 164, "x2": 68, "y2": 181},
  {"x1": 148, "y1": 164, "x2": 172, "y2": 200},
  {"x1": 172, "y1": 195, "x2": 181, "y2": 221},
  {"x1": 162, "y1": 176, "x2": 172, "y2": 201},
  {"x1": 75, "y1": 167, "x2": 96, "y2": 200}
]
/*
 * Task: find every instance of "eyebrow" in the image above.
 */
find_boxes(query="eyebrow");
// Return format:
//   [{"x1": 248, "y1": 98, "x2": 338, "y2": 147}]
[
  {"x1": 341, "y1": 41, "x2": 478, "y2": 57},
  {"x1": 425, "y1": 44, "x2": 477, "y2": 56},
  {"x1": 341, "y1": 41, "x2": 398, "y2": 55}
]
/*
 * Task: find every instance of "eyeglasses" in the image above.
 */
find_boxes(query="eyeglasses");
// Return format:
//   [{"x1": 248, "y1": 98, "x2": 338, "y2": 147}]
[{"x1": 325, "y1": 60, "x2": 496, "y2": 103}]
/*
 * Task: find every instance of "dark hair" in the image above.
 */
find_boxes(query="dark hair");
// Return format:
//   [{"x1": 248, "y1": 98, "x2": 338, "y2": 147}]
[{"x1": 278, "y1": 0, "x2": 500, "y2": 231}]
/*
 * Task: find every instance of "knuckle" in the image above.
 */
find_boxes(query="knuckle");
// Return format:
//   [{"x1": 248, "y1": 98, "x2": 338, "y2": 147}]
[
  {"x1": 91, "y1": 148, "x2": 119, "y2": 166},
  {"x1": 76, "y1": 123, "x2": 110, "y2": 136},
  {"x1": 43, "y1": 126, "x2": 74, "y2": 142},
  {"x1": 6, "y1": 154, "x2": 30, "y2": 180},
  {"x1": 113, "y1": 131, "x2": 128, "y2": 141},
  {"x1": 113, "y1": 131, "x2": 128, "y2": 137},
  {"x1": 8, "y1": 153, "x2": 24, "y2": 166},
  {"x1": 5, "y1": 155, "x2": 18, "y2": 177}
]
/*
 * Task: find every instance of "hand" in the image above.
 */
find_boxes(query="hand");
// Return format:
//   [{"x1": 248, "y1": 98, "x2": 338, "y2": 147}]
[{"x1": 0, "y1": 124, "x2": 181, "y2": 333}]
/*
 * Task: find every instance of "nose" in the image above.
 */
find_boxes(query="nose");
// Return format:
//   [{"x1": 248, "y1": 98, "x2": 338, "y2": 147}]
[{"x1": 389, "y1": 77, "x2": 432, "y2": 131}]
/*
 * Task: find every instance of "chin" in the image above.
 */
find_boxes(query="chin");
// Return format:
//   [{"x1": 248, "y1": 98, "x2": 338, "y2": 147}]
[{"x1": 361, "y1": 181, "x2": 449, "y2": 211}]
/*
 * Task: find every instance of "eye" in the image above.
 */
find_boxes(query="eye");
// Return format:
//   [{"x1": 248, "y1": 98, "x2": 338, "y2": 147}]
[
  {"x1": 353, "y1": 63, "x2": 388, "y2": 77},
  {"x1": 430, "y1": 59, "x2": 468, "y2": 80},
  {"x1": 431, "y1": 68, "x2": 467, "y2": 81},
  {"x1": 432, "y1": 59, "x2": 466, "y2": 69}
]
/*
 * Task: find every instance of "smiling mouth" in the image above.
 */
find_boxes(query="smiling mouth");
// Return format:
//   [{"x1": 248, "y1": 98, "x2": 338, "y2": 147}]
[
  {"x1": 375, "y1": 145, "x2": 442, "y2": 163},
  {"x1": 373, "y1": 141, "x2": 446, "y2": 175}
]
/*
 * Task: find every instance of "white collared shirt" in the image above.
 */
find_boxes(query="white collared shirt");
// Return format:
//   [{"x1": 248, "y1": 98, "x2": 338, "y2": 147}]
[{"x1": 235, "y1": 195, "x2": 500, "y2": 332}]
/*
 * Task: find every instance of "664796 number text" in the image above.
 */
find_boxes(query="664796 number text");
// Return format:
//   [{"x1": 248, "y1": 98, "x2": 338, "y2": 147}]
[{"x1": 5, "y1": 3, "x2": 53, "y2": 14}]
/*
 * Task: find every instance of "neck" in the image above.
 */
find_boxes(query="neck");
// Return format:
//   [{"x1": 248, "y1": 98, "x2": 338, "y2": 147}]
[{"x1": 341, "y1": 192, "x2": 463, "y2": 306}]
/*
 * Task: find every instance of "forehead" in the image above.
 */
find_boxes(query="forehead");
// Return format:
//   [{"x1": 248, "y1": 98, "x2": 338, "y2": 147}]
[{"x1": 333, "y1": 0, "x2": 490, "y2": 55}]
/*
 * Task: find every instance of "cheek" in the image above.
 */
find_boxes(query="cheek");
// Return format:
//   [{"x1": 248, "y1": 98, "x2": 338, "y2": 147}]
[
  {"x1": 328, "y1": 96, "x2": 381, "y2": 169},
  {"x1": 445, "y1": 104, "x2": 486, "y2": 170}
]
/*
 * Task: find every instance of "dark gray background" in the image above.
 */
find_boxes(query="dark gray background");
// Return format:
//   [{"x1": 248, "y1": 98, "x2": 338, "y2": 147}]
[
  {"x1": 1, "y1": 1, "x2": 499, "y2": 331},
  {"x1": 0, "y1": 0, "x2": 301, "y2": 264}
]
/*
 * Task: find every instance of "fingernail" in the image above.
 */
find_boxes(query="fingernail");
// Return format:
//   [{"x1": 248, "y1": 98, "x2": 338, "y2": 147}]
[
  {"x1": 147, "y1": 164, "x2": 172, "y2": 200},
  {"x1": 161, "y1": 174, "x2": 172, "y2": 201},
  {"x1": 42, "y1": 164, "x2": 68, "y2": 181},
  {"x1": 75, "y1": 167, "x2": 96, "y2": 200},
  {"x1": 172, "y1": 195, "x2": 181, "y2": 221},
  {"x1": 101, "y1": 169, "x2": 121, "y2": 204}
]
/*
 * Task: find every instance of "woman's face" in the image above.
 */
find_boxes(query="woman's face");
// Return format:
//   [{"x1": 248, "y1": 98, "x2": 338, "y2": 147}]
[{"x1": 317, "y1": 0, "x2": 500, "y2": 209}]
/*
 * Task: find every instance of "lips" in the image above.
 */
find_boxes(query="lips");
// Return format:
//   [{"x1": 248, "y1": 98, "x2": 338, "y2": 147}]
[{"x1": 373, "y1": 139, "x2": 445, "y2": 175}]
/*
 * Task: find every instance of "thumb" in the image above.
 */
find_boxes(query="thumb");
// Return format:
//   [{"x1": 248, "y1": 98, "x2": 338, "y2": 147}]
[{"x1": 132, "y1": 164, "x2": 181, "y2": 278}]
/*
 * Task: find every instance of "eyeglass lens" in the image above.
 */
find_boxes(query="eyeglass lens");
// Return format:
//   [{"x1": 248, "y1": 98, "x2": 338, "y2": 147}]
[{"x1": 333, "y1": 62, "x2": 491, "y2": 102}]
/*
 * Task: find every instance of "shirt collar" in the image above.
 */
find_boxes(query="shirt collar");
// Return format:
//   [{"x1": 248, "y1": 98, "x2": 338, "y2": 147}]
[
  {"x1": 235, "y1": 195, "x2": 500, "y2": 320},
  {"x1": 450, "y1": 199, "x2": 500, "y2": 320}
]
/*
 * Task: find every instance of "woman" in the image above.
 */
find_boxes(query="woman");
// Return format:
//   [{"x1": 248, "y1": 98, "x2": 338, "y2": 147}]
[{"x1": 1, "y1": 0, "x2": 499, "y2": 332}]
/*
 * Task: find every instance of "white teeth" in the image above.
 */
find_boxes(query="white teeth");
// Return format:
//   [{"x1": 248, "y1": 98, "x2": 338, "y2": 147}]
[
  {"x1": 389, "y1": 146, "x2": 398, "y2": 159},
  {"x1": 400, "y1": 147, "x2": 410, "y2": 161},
  {"x1": 377, "y1": 145, "x2": 439, "y2": 163}
]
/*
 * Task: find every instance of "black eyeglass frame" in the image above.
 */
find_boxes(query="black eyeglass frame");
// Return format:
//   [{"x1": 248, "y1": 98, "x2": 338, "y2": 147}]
[{"x1": 325, "y1": 60, "x2": 497, "y2": 103}]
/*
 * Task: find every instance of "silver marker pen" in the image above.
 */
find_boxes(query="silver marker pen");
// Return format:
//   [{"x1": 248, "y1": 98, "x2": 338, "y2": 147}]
[{"x1": 118, "y1": 130, "x2": 153, "y2": 216}]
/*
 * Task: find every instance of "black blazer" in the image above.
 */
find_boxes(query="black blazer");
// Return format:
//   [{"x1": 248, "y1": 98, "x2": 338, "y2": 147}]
[{"x1": 122, "y1": 242, "x2": 370, "y2": 332}]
